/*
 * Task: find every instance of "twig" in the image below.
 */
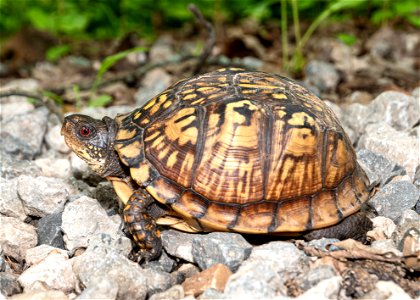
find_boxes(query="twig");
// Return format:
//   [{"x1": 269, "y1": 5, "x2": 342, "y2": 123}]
[
  {"x1": 188, "y1": 4, "x2": 216, "y2": 75},
  {"x1": 0, "y1": 90, "x2": 64, "y2": 121}
]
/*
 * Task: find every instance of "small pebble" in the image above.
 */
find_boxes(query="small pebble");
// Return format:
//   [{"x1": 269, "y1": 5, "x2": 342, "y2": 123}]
[
  {"x1": 192, "y1": 232, "x2": 252, "y2": 271},
  {"x1": 61, "y1": 196, "x2": 122, "y2": 252},
  {"x1": 0, "y1": 216, "x2": 37, "y2": 261},
  {"x1": 368, "y1": 181, "x2": 419, "y2": 222},
  {"x1": 37, "y1": 212, "x2": 65, "y2": 249},
  {"x1": 183, "y1": 264, "x2": 232, "y2": 297},
  {"x1": 18, "y1": 251, "x2": 76, "y2": 293},
  {"x1": 17, "y1": 175, "x2": 72, "y2": 217},
  {"x1": 161, "y1": 229, "x2": 196, "y2": 263}
]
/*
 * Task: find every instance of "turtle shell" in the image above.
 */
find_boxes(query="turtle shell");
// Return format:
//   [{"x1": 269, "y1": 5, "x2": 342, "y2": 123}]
[{"x1": 113, "y1": 68, "x2": 370, "y2": 234}]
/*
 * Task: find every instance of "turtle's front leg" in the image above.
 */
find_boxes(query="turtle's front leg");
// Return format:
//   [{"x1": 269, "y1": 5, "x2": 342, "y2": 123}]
[{"x1": 124, "y1": 189, "x2": 162, "y2": 261}]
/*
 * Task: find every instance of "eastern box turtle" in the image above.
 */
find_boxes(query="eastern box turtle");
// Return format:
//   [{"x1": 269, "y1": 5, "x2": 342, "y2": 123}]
[{"x1": 62, "y1": 68, "x2": 372, "y2": 260}]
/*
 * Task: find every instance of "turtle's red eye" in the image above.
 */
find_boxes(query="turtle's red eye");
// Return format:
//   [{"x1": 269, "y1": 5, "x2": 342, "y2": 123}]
[{"x1": 79, "y1": 126, "x2": 92, "y2": 137}]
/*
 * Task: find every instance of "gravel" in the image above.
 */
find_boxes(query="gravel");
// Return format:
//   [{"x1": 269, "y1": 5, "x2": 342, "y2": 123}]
[{"x1": 368, "y1": 181, "x2": 419, "y2": 222}]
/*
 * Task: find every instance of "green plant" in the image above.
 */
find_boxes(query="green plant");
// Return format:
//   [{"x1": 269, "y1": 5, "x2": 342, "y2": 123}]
[{"x1": 91, "y1": 46, "x2": 146, "y2": 93}]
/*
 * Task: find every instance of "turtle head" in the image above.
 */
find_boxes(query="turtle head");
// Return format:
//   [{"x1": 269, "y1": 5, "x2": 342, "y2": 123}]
[{"x1": 61, "y1": 114, "x2": 124, "y2": 177}]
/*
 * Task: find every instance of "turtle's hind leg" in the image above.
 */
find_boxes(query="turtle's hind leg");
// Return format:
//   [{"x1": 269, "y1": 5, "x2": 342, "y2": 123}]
[
  {"x1": 124, "y1": 189, "x2": 162, "y2": 261},
  {"x1": 303, "y1": 212, "x2": 373, "y2": 243}
]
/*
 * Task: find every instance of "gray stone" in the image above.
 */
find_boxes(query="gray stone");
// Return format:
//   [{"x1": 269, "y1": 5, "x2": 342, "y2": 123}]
[
  {"x1": 143, "y1": 268, "x2": 175, "y2": 297},
  {"x1": 192, "y1": 232, "x2": 252, "y2": 271},
  {"x1": 17, "y1": 175, "x2": 72, "y2": 218},
  {"x1": 369, "y1": 181, "x2": 419, "y2": 222},
  {"x1": 0, "y1": 132, "x2": 36, "y2": 160},
  {"x1": 304, "y1": 60, "x2": 340, "y2": 92},
  {"x1": 224, "y1": 260, "x2": 285, "y2": 298},
  {"x1": 45, "y1": 124, "x2": 70, "y2": 154},
  {"x1": 342, "y1": 103, "x2": 371, "y2": 141},
  {"x1": 161, "y1": 229, "x2": 196, "y2": 263},
  {"x1": 37, "y1": 212, "x2": 65, "y2": 249},
  {"x1": 247, "y1": 241, "x2": 309, "y2": 273},
  {"x1": 367, "y1": 91, "x2": 419, "y2": 131},
  {"x1": 358, "y1": 122, "x2": 419, "y2": 179},
  {"x1": 0, "y1": 99, "x2": 35, "y2": 122},
  {"x1": 18, "y1": 251, "x2": 76, "y2": 293},
  {"x1": 0, "y1": 178, "x2": 26, "y2": 220},
  {"x1": 300, "y1": 265, "x2": 338, "y2": 291},
  {"x1": 297, "y1": 276, "x2": 342, "y2": 300},
  {"x1": 398, "y1": 210, "x2": 420, "y2": 228},
  {"x1": 25, "y1": 244, "x2": 68, "y2": 266},
  {"x1": 135, "y1": 68, "x2": 172, "y2": 107},
  {"x1": 76, "y1": 277, "x2": 118, "y2": 300},
  {"x1": 87, "y1": 233, "x2": 133, "y2": 257},
  {"x1": 0, "y1": 273, "x2": 22, "y2": 296},
  {"x1": 0, "y1": 216, "x2": 37, "y2": 261},
  {"x1": 0, "y1": 155, "x2": 41, "y2": 179},
  {"x1": 149, "y1": 285, "x2": 184, "y2": 300},
  {"x1": 34, "y1": 157, "x2": 71, "y2": 179},
  {"x1": 357, "y1": 149, "x2": 406, "y2": 187},
  {"x1": 144, "y1": 249, "x2": 176, "y2": 273},
  {"x1": 72, "y1": 237, "x2": 147, "y2": 300},
  {"x1": 1, "y1": 107, "x2": 48, "y2": 159},
  {"x1": 62, "y1": 197, "x2": 122, "y2": 252}
]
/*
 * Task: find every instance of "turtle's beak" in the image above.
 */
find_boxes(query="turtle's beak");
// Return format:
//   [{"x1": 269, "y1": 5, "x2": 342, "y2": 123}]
[{"x1": 61, "y1": 116, "x2": 74, "y2": 138}]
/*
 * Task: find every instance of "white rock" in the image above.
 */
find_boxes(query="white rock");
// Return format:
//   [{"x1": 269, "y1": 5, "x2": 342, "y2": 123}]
[
  {"x1": 1, "y1": 107, "x2": 48, "y2": 157},
  {"x1": 17, "y1": 175, "x2": 72, "y2": 217},
  {"x1": 18, "y1": 251, "x2": 76, "y2": 293},
  {"x1": 34, "y1": 157, "x2": 72, "y2": 179},
  {"x1": 0, "y1": 100, "x2": 35, "y2": 122},
  {"x1": 61, "y1": 196, "x2": 122, "y2": 252},
  {"x1": 359, "y1": 122, "x2": 419, "y2": 179},
  {"x1": 367, "y1": 91, "x2": 419, "y2": 131},
  {"x1": 224, "y1": 259, "x2": 286, "y2": 299},
  {"x1": 0, "y1": 178, "x2": 26, "y2": 220},
  {"x1": 25, "y1": 244, "x2": 68, "y2": 266},
  {"x1": 247, "y1": 241, "x2": 309, "y2": 273},
  {"x1": 45, "y1": 124, "x2": 70, "y2": 153},
  {"x1": 76, "y1": 276, "x2": 118, "y2": 300},
  {"x1": 72, "y1": 239, "x2": 147, "y2": 300},
  {"x1": 0, "y1": 216, "x2": 37, "y2": 261},
  {"x1": 297, "y1": 276, "x2": 342, "y2": 300}
]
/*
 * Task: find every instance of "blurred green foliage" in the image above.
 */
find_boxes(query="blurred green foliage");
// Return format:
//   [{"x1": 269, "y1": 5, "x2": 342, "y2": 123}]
[{"x1": 1, "y1": 0, "x2": 418, "y2": 41}]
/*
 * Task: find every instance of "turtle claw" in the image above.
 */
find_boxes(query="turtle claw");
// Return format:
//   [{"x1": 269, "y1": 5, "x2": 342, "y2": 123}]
[{"x1": 129, "y1": 248, "x2": 161, "y2": 263}]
